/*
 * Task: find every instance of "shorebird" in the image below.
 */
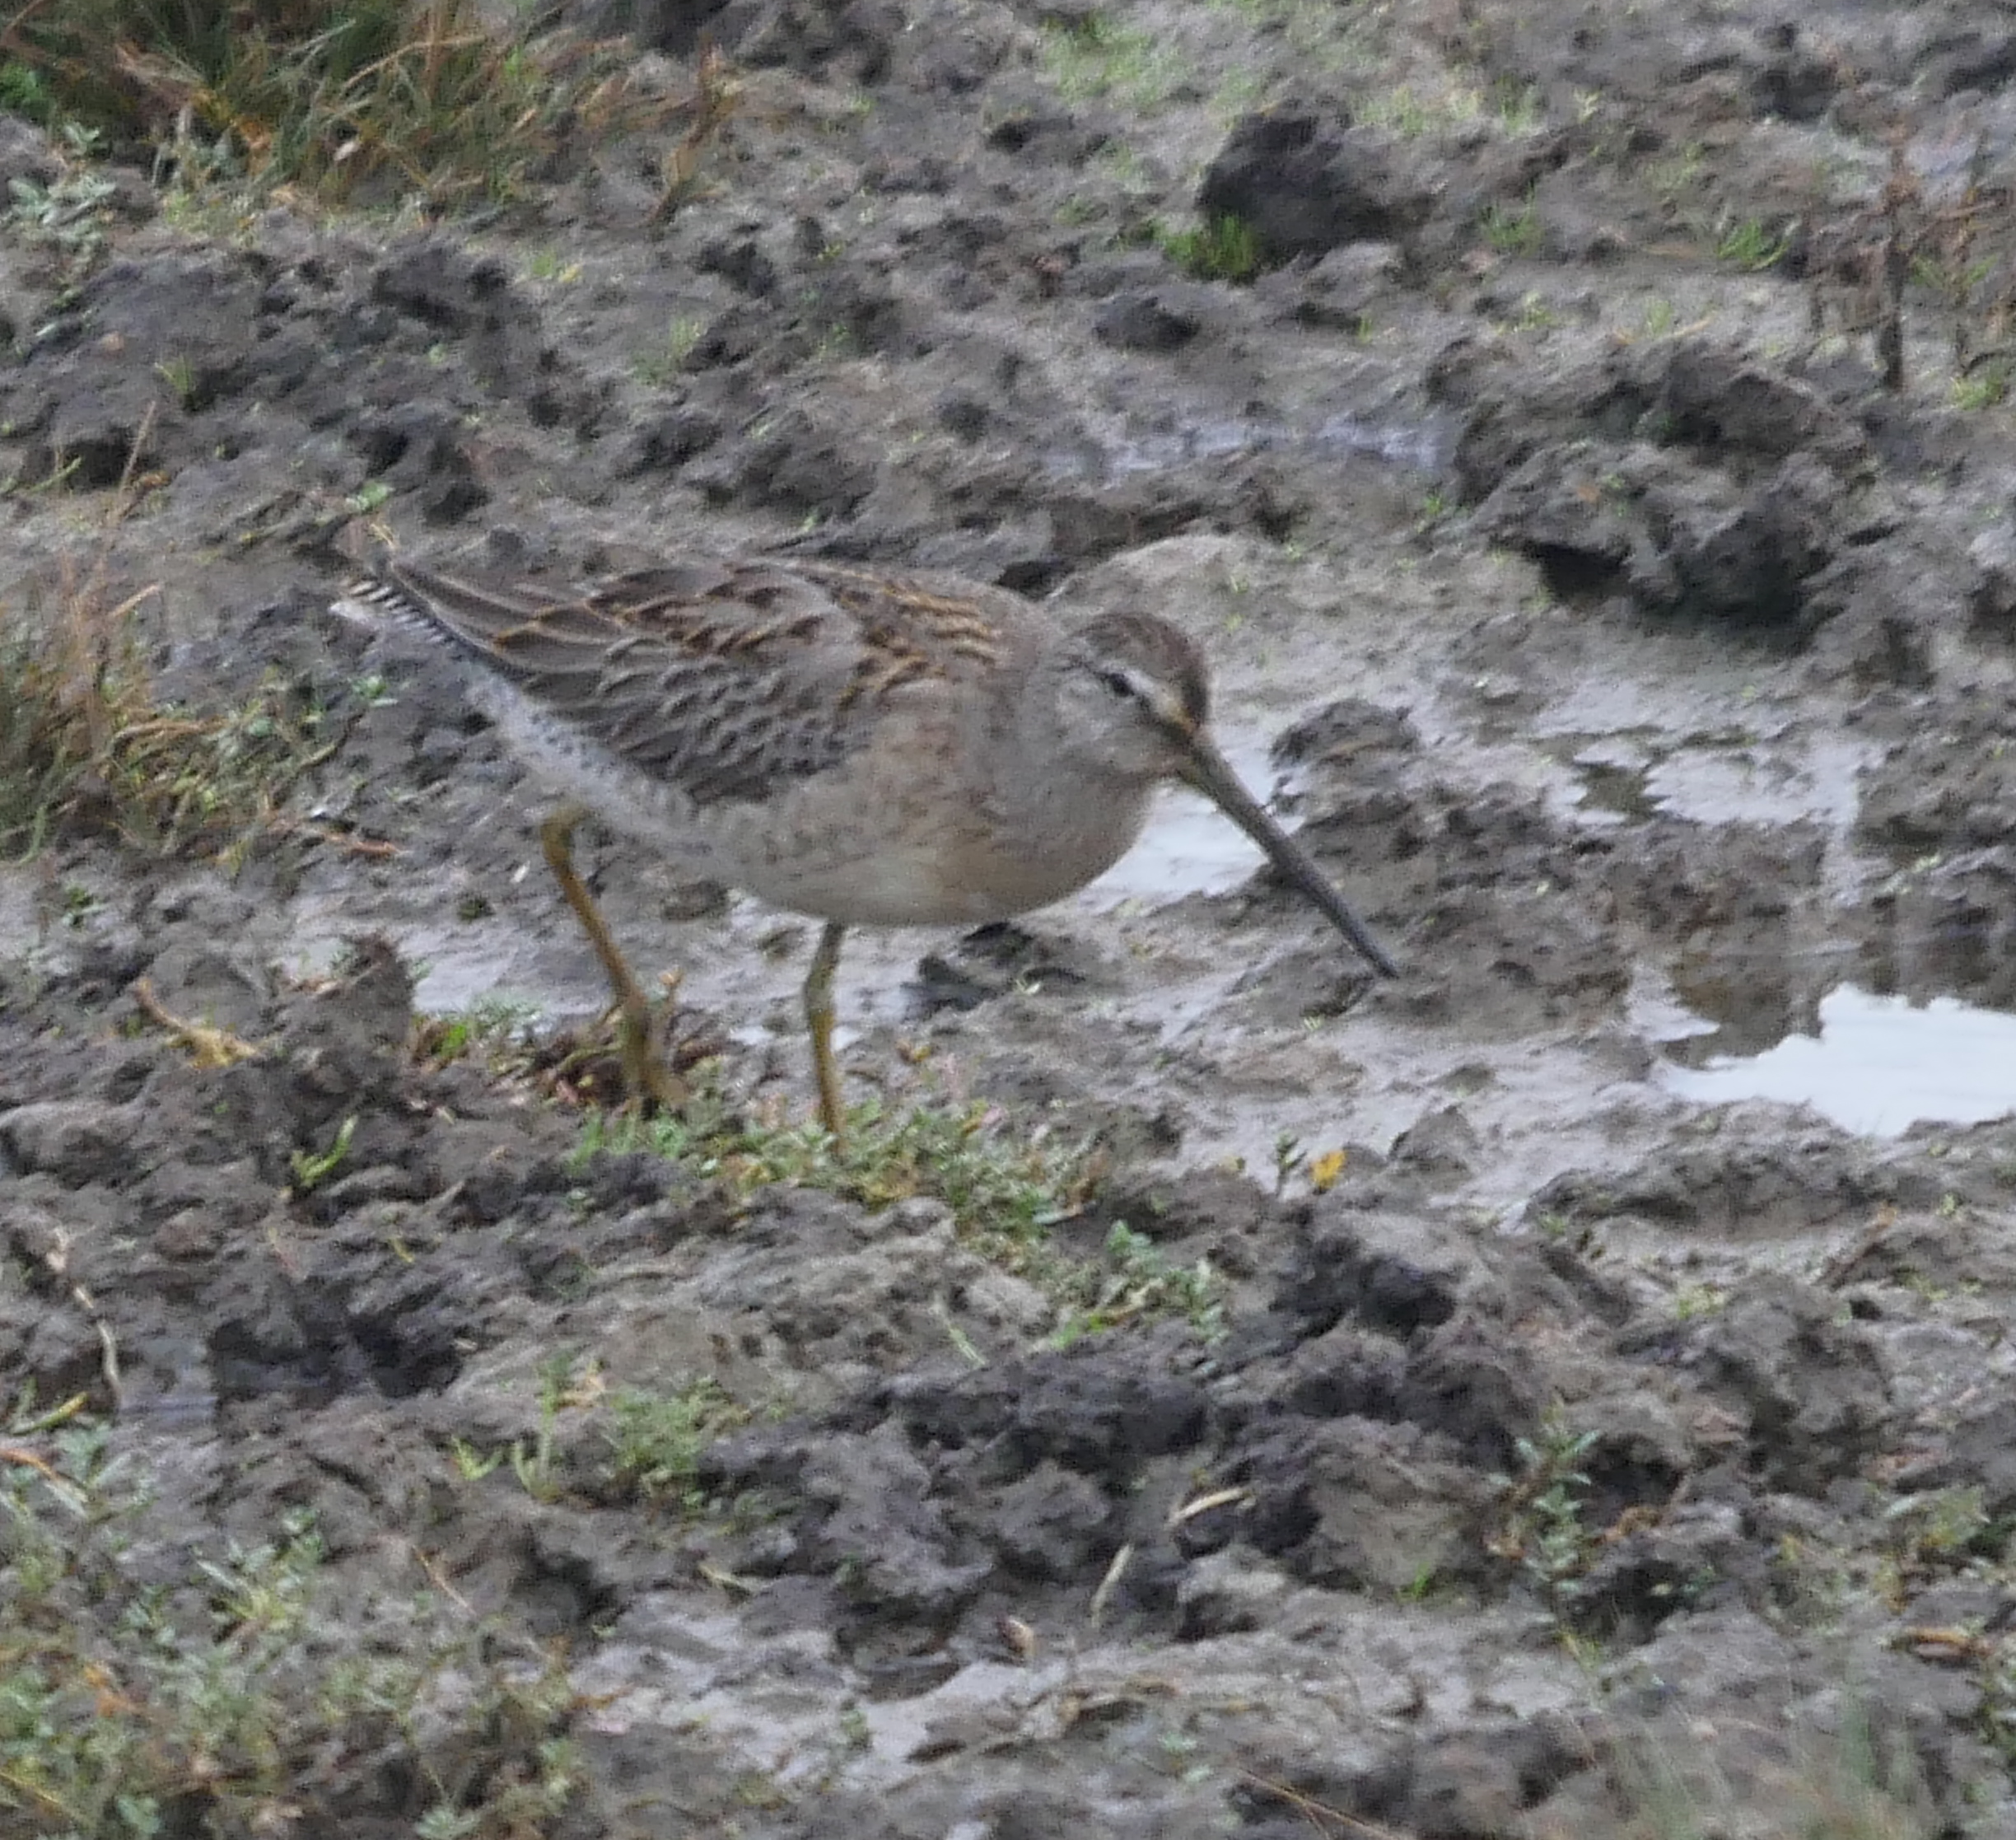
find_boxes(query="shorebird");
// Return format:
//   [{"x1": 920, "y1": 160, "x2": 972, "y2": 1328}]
[{"x1": 334, "y1": 553, "x2": 1398, "y2": 1137}]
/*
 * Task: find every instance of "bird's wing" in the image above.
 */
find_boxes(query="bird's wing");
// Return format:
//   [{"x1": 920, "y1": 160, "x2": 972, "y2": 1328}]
[{"x1": 342, "y1": 555, "x2": 1039, "y2": 807}]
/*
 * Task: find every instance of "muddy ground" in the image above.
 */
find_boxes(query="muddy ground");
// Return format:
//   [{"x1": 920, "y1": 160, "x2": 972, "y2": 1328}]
[{"x1": 9, "y1": 0, "x2": 2016, "y2": 1833}]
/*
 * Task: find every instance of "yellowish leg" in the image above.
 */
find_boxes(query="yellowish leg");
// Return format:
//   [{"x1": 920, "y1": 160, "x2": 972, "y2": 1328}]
[
  {"x1": 805, "y1": 920, "x2": 848, "y2": 1144},
  {"x1": 539, "y1": 806, "x2": 687, "y2": 1112}
]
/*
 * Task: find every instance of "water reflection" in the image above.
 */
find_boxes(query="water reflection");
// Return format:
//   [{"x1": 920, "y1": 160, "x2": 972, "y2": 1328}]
[{"x1": 1662, "y1": 983, "x2": 2016, "y2": 1136}]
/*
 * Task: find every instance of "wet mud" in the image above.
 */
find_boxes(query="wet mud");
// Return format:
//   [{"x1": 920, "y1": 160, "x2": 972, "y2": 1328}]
[{"x1": 9, "y1": 0, "x2": 2016, "y2": 1832}]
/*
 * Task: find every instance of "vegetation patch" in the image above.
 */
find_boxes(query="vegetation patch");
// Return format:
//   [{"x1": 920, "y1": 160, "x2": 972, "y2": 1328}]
[
  {"x1": 1158, "y1": 212, "x2": 1265, "y2": 283},
  {"x1": 1480, "y1": 194, "x2": 1543, "y2": 258},
  {"x1": 1038, "y1": 15, "x2": 1190, "y2": 111},
  {"x1": 0, "y1": 1417, "x2": 580, "y2": 1838},
  {"x1": 576, "y1": 1085, "x2": 1102, "y2": 1278},
  {"x1": 603, "y1": 1376, "x2": 750, "y2": 1510},
  {"x1": 576, "y1": 1089, "x2": 1234, "y2": 1343},
  {"x1": 1048, "y1": 1221, "x2": 1225, "y2": 1347},
  {"x1": 0, "y1": 544, "x2": 343, "y2": 866},
  {"x1": 0, "y1": 0, "x2": 679, "y2": 208}
]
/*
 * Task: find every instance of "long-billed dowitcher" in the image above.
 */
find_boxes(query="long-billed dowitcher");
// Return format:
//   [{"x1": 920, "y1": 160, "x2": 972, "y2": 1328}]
[{"x1": 334, "y1": 553, "x2": 1398, "y2": 1137}]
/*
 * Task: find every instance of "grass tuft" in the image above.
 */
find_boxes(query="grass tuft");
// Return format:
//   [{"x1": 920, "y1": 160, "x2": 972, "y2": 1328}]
[
  {"x1": 1048, "y1": 1221, "x2": 1225, "y2": 1347},
  {"x1": 0, "y1": 549, "x2": 338, "y2": 866},
  {"x1": 0, "y1": 0, "x2": 684, "y2": 208},
  {"x1": 572, "y1": 1085, "x2": 1231, "y2": 1343},
  {"x1": 1159, "y1": 212, "x2": 1265, "y2": 283},
  {"x1": 1039, "y1": 14, "x2": 1189, "y2": 110},
  {"x1": 1480, "y1": 194, "x2": 1542, "y2": 258},
  {"x1": 604, "y1": 1378, "x2": 749, "y2": 1509},
  {"x1": 576, "y1": 1085, "x2": 1101, "y2": 1276}
]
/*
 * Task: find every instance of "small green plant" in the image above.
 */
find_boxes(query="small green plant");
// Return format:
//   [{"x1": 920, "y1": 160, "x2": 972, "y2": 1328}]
[
  {"x1": 450, "y1": 1436, "x2": 506, "y2": 1482},
  {"x1": 1715, "y1": 216, "x2": 1791, "y2": 271},
  {"x1": 633, "y1": 315, "x2": 706, "y2": 385},
  {"x1": 1952, "y1": 358, "x2": 2012, "y2": 411},
  {"x1": 1638, "y1": 297, "x2": 1679, "y2": 339},
  {"x1": 508, "y1": 1350, "x2": 590, "y2": 1504},
  {"x1": 415, "y1": 994, "x2": 542, "y2": 1068},
  {"x1": 1158, "y1": 212, "x2": 1264, "y2": 283},
  {"x1": 1671, "y1": 1281, "x2": 1724, "y2": 1321},
  {"x1": 0, "y1": 58, "x2": 55, "y2": 122},
  {"x1": 1270, "y1": 1130, "x2": 1305, "y2": 1196},
  {"x1": 288, "y1": 1114, "x2": 356, "y2": 1193},
  {"x1": 153, "y1": 356, "x2": 198, "y2": 409},
  {"x1": 1490, "y1": 77, "x2": 1543, "y2": 135},
  {"x1": 1398, "y1": 1562, "x2": 1438, "y2": 1602},
  {"x1": 6, "y1": 124, "x2": 117, "y2": 283},
  {"x1": 1480, "y1": 194, "x2": 1542, "y2": 257},
  {"x1": 1048, "y1": 1221, "x2": 1226, "y2": 1347},
  {"x1": 1491, "y1": 1405, "x2": 1599, "y2": 1618},
  {"x1": 604, "y1": 1378, "x2": 747, "y2": 1507},
  {"x1": 1882, "y1": 1486, "x2": 1995, "y2": 1582},
  {"x1": 525, "y1": 248, "x2": 581, "y2": 284},
  {"x1": 575, "y1": 1083, "x2": 1098, "y2": 1279},
  {"x1": 1650, "y1": 140, "x2": 1706, "y2": 202}
]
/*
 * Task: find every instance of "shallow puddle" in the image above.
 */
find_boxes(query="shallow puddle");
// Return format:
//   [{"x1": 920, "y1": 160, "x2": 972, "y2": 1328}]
[
  {"x1": 1547, "y1": 729, "x2": 1865, "y2": 830},
  {"x1": 1660, "y1": 983, "x2": 2016, "y2": 1136}
]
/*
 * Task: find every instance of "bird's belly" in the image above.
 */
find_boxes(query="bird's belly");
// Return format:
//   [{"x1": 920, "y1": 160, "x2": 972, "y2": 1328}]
[{"x1": 740, "y1": 796, "x2": 1157, "y2": 927}]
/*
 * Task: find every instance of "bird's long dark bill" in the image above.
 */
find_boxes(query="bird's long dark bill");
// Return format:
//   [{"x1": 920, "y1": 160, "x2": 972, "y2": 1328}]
[{"x1": 1178, "y1": 740, "x2": 1400, "y2": 978}]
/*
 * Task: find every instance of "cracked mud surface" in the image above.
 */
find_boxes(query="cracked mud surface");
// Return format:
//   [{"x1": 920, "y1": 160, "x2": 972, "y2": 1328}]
[{"x1": 10, "y1": 0, "x2": 2016, "y2": 1832}]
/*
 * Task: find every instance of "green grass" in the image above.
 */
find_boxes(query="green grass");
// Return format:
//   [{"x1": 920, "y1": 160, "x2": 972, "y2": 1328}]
[
  {"x1": 574, "y1": 1088, "x2": 1239, "y2": 1345},
  {"x1": 1480, "y1": 194, "x2": 1542, "y2": 257},
  {"x1": 1048, "y1": 1222, "x2": 1225, "y2": 1347},
  {"x1": 575, "y1": 1086, "x2": 1099, "y2": 1278},
  {"x1": 1952, "y1": 358, "x2": 2012, "y2": 412},
  {"x1": 604, "y1": 1378, "x2": 749, "y2": 1508},
  {"x1": 1039, "y1": 15, "x2": 1190, "y2": 110},
  {"x1": 1715, "y1": 216, "x2": 1791, "y2": 271},
  {"x1": 0, "y1": 1417, "x2": 580, "y2": 1836},
  {"x1": 1158, "y1": 212, "x2": 1264, "y2": 282},
  {"x1": 414, "y1": 995, "x2": 544, "y2": 1069},
  {"x1": 0, "y1": 549, "x2": 343, "y2": 866},
  {"x1": 0, "y1": 0, "x2": 665, "y2": 208},
  {"x1": 1358, "y1": 82, "x2": 1482, "y2": 138},
  {"x1": 632, "y1": 315, "x2": 706, "y2": 385}
]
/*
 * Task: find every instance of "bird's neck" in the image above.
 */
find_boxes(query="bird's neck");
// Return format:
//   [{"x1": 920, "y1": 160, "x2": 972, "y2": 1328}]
[{"x1": 993, "y1": 691, "x2": 1158, "y2": 885}]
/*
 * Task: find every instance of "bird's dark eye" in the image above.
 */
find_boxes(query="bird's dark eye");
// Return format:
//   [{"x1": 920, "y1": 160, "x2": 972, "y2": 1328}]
[{"x1": 1096, "y1": 669, "x2": 1134, "y2": 698}]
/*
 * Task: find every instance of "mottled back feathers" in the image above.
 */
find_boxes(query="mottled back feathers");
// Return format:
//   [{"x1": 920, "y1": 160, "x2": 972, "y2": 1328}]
[{"x1": 342, "y1": 556, "x2": 1034, "y2": 808}]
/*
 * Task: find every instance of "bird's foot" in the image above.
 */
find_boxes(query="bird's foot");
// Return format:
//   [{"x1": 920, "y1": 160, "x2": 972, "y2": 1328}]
[{"x1": 612, "y1": 971, "x2": 690, "y2": 1116}]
